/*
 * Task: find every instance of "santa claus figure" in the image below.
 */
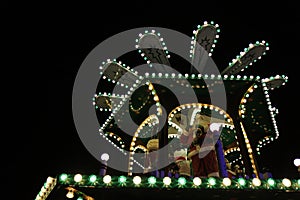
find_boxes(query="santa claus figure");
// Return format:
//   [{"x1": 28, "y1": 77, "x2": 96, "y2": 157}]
[{"x1": 180, "y1": 112, "x2": 220, "y2": 178}]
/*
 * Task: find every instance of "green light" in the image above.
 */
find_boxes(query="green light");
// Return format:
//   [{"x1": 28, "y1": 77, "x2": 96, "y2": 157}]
[
  {"x1": 208, "y1": 177, "x2": 216, "y2": 186},
  {"x1": 298, "y1": 179, "x2": 300, "y2": 185},
  {"x1": 89, "y1": 175, "x2": 97, "y2": 183},
  {"x1": 118, "y1": 175, "x2": 127, "y2": 184},
  {"x1": 238, "y1": 178, "x2": 246, "y2": 186},
  {"x1": 267, "y1": 178, "x2": 275, "y2": 186},
  {"x1": 77, "y1": 197, "x2": 83, "y2": 200},
  {"x1": 59, "y1": 173, "x2": 68, "y2": 182},
  {"x1": 148, "y1": 176, "x2": 156, "y2": 185},
  {"x1": 178, "y1": 177, "x2": 186, "y2": 186}
]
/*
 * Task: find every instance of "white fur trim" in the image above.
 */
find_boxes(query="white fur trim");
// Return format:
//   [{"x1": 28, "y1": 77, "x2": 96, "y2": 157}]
[
  {"x1": 208, "y1": 172, "x2": 220, "y2": 177},
  {"x1": 174, "y1": 149, "x2": 187, "y2": 158}
]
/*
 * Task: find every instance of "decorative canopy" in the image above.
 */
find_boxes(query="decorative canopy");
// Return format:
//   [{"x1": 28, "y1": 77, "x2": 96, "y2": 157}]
[{"x1": 92, "y1": 21, "x2": 288, "y2": 176}]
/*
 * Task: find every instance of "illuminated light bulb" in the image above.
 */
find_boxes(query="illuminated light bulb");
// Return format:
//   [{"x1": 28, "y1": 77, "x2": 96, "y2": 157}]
[
  {"x1": 208, "y1": 177, "x2": 216, "y2": 186},
  {"x1": 267, "y1": 178, "x2": 275, "y2": 186},
  {"x1": 148, "y1": 176, "x2": 156, "y2": 185},
  {"x1": 40, "y1": 186, "x2": 46, "y2": 193},
  {"x1": 74, "y1": 174, "x2": 82, "y2": 182},
  {"x1": 89, "y1": 175, "x2": 97, "y2": 183},
  {"x1": 133, "y1": 176, "x2": 142, "y2": 185},
  {"x1": 252, "y1": 178, "x2": 261, "y2": 187},
  {"x1": 101, "y1": 153, "x2": 110, "y2": 161},
  {"x1": 163, "y1": 177, "x2": 172, "y2": 186},
  {"x1": 46, "y1": 177, "x2": 54, "y2": 184},
  {"x1": 66, "y1": 190, "x2": 74, "y2": 198},
  {"x1": 282, "y1": 178, "x2": 291, "y2": 187},
  {"x1": 148, "y1": 84, "x2": 154, "y2": 90},
  {"x1": 294, "y1": 158, "x2": 300, "y2": 167},
  {"x1": 60, "y1": 173, "x2": 68, "y2": 182},
  {"x1": 157, "y1": 107, "x2": 162, "y2": 114},
  {"x1": 238, "y1": 178, "x2": 246, "y2": 186},
  {"x1": 118, "y1": 175, "x2": 127, "y2": 184},
  {"x1": 77, "y1": 197, "x2": 83, "y2": 200},
  {"x1": 222, "y1": 177, "x2": 231, "y2": 186},
  {"x1": 209, "y1": 123, "x2": 221, "y2": 132},
  {"x1": 193, "y1": 177, "x2": 202, "y2": 186},
  {"x1": 103, "y1": 175, "x2": 112, "y2": 184},
  {"x1": 178, "y1": 177, "x2": 186, "y2": 186}
]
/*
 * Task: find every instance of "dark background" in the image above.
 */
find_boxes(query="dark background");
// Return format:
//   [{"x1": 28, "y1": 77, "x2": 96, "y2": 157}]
[{"x1": 4, "y1": 2, "x2": 299, "y2": 199}]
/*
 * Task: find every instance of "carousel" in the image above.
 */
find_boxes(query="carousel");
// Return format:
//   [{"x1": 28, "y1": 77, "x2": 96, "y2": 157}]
[{"x1": 36, "y1": 21, "x2": 299, "y2": 200}]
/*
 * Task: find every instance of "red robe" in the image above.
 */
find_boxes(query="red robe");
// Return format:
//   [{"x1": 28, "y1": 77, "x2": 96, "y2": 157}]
[{"x1": 180, "y1": 129, "x2": 219, "y2": 177}]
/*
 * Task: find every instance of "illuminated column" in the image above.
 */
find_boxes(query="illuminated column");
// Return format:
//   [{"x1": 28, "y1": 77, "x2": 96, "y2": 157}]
[
  {"x1": 99, "y1": 153, "x2": 110, "y2": 176},
  {"x1": 210, "y1": 123, "x2": 227, "y2": 177},
  {"x1": 231, "y1": 117, "x2": 254, "y2": 177},
  {"x1": 215, "y1": 139, "x2": 227, "y2": 177},
  {"x1": 240, "y1": 122, "x2": 259, "y2": 177}
]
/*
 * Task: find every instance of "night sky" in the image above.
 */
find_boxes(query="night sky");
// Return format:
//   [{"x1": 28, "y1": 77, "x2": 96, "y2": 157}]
[{"x1": 13, "y1": 2, "x2": 299, "y2": 199}]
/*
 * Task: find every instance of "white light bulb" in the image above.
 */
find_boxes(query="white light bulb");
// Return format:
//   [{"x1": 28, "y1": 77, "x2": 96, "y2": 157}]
[
  {"x1": 163, "y1": 177, "x2": 171, "y2": 186},
  {"x1": 252, "y1": 178, "x2": 261, "y2": 186},
  {"x1": 101, "y1": 153, "x2": 110, "y2": 161},
  {"x1": 133, "y1": 176, "x2": 142, "y2": 185},
  {"x1": 282, "y1": 178, "x2": 291, "y2": 187},
  {"x1": 103, "y1": 175, "x2": 112, "y2": 184},
  {"x1": 193, "y1": 177, "x2": 202, "y2": 186},
  {"x1": 74, "y1": 174, "x2": 82, "y2": 182},
  {"x1": 46, "y1": 177, "x2": 54, "y2": 184},
  {"x1": 210, "y1": 123, "x2": 222, "y2": 132},
  {"x1": 294, "y1": 158, "x2": 300, "y2": 167},
  {"x1": 222, "y1": 177, "x2": 231, "y2": 186},
  {"x1": 66, "y1": 190, "x2": 74, "y2": 198}
]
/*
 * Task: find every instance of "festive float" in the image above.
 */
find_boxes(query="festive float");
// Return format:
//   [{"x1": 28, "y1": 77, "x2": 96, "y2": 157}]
[{"x1": 35, "y1": 21, "x2": 299, "y2": 200}]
